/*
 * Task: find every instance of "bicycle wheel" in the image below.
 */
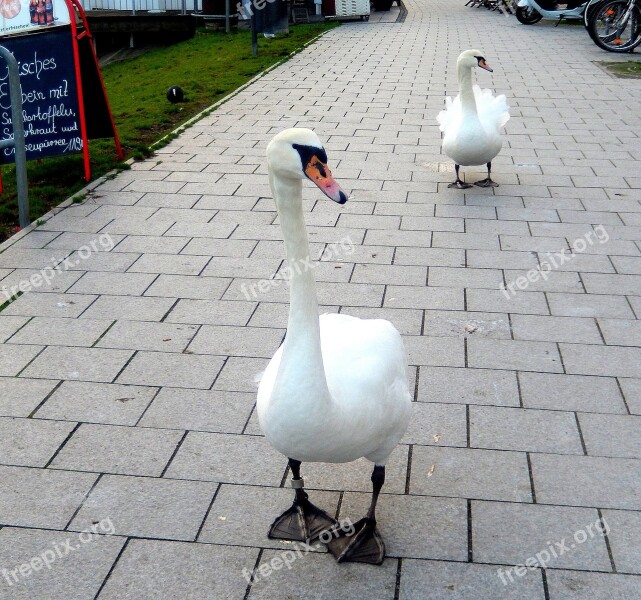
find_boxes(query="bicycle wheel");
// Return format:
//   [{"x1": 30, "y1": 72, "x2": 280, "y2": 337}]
[
  {"x1": 584, "y1": 0, "x2": 609, "y2": 28},
  {"x1": 589, "y1": 0, "x2": 641, "y2": 51}
]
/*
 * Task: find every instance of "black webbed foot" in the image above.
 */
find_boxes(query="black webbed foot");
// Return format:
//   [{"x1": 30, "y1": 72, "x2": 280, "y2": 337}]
[{"x1": 326, "y1": 517, "x2": 385, "y2": 565}]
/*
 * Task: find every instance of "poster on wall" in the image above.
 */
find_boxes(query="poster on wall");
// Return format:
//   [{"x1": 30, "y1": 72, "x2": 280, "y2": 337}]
[{"x1": 0, "y1": 0, "x2": 71, "y2": 36}]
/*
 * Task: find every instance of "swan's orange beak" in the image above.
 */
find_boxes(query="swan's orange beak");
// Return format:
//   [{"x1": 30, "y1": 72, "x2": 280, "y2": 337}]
[
  {"x1": 478, "y1": 58, "x2": 493, "y2": 72},
  {"x1": 304, "y1": 156, "x2": 348, "y2": 204}
]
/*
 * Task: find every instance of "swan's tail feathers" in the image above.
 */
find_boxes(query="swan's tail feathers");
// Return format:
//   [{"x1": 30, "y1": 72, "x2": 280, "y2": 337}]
[
  {"x1": 474, "y1": 85, "x2": 510, "y2": 130},
  {"x1": 436, "y1": 96, "x2": 461, "y2": 132}
]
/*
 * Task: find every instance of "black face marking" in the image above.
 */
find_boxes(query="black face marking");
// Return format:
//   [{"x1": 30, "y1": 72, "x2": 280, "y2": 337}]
[
  {"x1": 292, "y1": 143, "x2": 328, "y2": 170},
  {"x1": 475, "y1": 56, "x2": 485, "y2": 63}
]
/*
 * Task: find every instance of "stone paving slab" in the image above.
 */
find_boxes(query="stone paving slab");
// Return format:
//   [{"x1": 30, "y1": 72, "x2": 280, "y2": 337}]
[{"x1": 1, "y1": 0, "x2": 641, "y2": 597}]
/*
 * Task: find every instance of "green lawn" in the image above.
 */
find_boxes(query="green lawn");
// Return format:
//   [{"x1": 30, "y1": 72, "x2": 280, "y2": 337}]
[
  {"x1": 0, "y1": 22, "x2": 337, "y2": 242},
  {"x1": 600, "y1": 60, "x2": 641, "y2": 78}
]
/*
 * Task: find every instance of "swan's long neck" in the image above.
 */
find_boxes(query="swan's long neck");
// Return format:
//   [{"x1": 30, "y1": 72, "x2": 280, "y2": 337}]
[
  {"x1": 458, "y1": 62, "x2": 477, "y2": 115},
  {"x1": 270, "y1": 173, "x2": 332, "y2": 406}
]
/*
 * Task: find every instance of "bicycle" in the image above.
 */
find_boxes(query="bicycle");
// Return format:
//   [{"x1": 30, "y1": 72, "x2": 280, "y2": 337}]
[{"x1": 587, "y1": 0, "x2": 641, "y2": 52}]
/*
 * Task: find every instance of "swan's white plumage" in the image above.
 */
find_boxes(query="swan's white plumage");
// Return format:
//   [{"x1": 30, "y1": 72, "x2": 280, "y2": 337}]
[
  {"x1": 258, "y1": 312, "x2": 411, "y2": 465},
  {"x1": 256, "y1": 128, "x2": 411, "y2": 470},
  {"x1": 437, "y1": 51, "x2": 510, "y2": 168}
]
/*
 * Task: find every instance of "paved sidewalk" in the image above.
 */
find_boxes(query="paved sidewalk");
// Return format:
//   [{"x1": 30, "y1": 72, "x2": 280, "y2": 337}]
[{"x1": 1, "y1": 0, "x2": 641, "y2": 598}]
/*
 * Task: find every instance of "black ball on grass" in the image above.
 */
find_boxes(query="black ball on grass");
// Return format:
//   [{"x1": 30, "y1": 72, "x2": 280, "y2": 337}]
[{"x1": 167, "y1": 86, "x2": 184, "y2": 103}]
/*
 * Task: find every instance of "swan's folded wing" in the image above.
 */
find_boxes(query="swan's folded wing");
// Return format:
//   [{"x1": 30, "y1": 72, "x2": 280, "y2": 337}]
[
  {"x1": 436, "y1": 95, "x2": 461, "y2": 132},
  {"x1": 474, "y1": 85, "x2": 510, "y2": 130}
]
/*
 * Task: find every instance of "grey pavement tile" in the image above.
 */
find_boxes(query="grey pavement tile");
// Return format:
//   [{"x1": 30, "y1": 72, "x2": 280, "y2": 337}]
[
  {"x1": 0, "y1": 316, "x2": 28, "y2": 342},
  {"x1": 600, "y1": 509, "x2": 641, "y2": 574},
  {"x1": 351, "y1": 264, "x2": 427, "y2": 286},
  {"x1": 22, "y1": 346, "x2": 132, "y2": 383},
  {"x1": 50, "y1": 423, "x2": 183, "y2": 476},
  {"x1": 198, "y1": 483, "x2": 339, "y2": 550},
  {"x1": 410, "y1": 446, "x2": 532, "y2": 503},
  {"x1": 144, "y1": 273, "x2": 232, "y2": 300},
  {"x1": 0, "y1": 417, "x2": 75, "y2": 467},
  {"x1": 428, "y1": 267, "x2": 503, "y2": 289},
  {"x1": 619, "y1": 378, "x2": 641, "y2": 414},
  {"x1": 68, "y1": 272, "x2": 157, "y2": 296},
  {"x1": 423, "y1": 311, "x2": 511, "y2": 339},
  {"x1": 0, "y1": 344, "x2": 43, "y2": 376},
  {"x1": 546, "y1": 570, "x2": 641, "y2": 599},
  {"x1": 467, "y1": 288, "x2": 549, "y2": 316},
  {"x1": 598, "y1": 318, "x2": 641, "y2": 346},
  {"x1": 0, "y1": 377, "x2": 58, "y2": 417},
  {"x1": 504, "y1": 269, "x2": 583, "y2": 293},
  {"x1": 470, "y1": 406, "x2": 583, "y2": 455},
  {"x1": 582, "y1": 273, "x2": 641, "y2": 295},
  {"x1": 0, "y1": 292, "x2": 98, "y2": 318},
  {"x1": 164, "y1": 431, "x2": 285, "y2": 485},
  {"x1": 547, "y1": 293, "x2": 635, "y2": 319},
  {"x1": 97, "y1": 321, "x2": 199, "y2": 353},
  {"x1": 165, "y1": 298, "x2": 256, "y2": 326},
  {"x1": 578, "y1": 413, "x2": 641, "y2": 459},
  {"x1": 0, "y1": 527, "x2": 125, "y2": 600},
  {"x1": 560, "y1": 344, "x2": 641, "y2": 378},
  {"x1": 248, "y1": 550, "x2": 397, "y2": 600},
  {"x1": 214, "y1": 356, "x2": 269, "y2": 392},
  {"x1": 127, "y1": 253, "x2": 210, "y2": 275},
  {"x1": 201, "y1": 257, "x2": 282, "y2": 279},
  {"x1": 65, "y1": 250, "x2": 140, "y2": 273},
  {"x1": 69, "y1": 474, "x2": 217, "y2": 541},
  {"x1": 0, "y1": 268, "x2": 84, "y2": 295},
  {"x1": 339, "y1": 492, "x2": 468, "y2": 561},
  {"x1": 98, "y1": 539, "x2": 258, "y2": 600},
  {"x1": 418, "y1": 367, "x2": 519, "y2": 406},
  {"x1": 472, "y1": 501, "x2": 611, "y2": 571},
  {"x1": 187, "y1": 325, "x2": 284, "y2": 358},
  {"x1": 78, "y1": 295, "x2": 176, "y2": 321},
  {"x1": 510, "y1": 314, "x2": 602, "y2": 344},
  {"x1": 519, "y1": 373, "x2": 627, "y2": 414},
  {"x1": 467, "y1": 339, "x2": 563, "y2": 373},
  {"x1": 139, "y1": 388, "x2": 254, "y2": 433},
  {"x1": 112, "y1": 234, "x2": 190, "y2": 254},
  {"x1": 302, "y1": 446, "x2": 408, "y2": 495},
  {"x1": 403, "y1": 336, "x2": 465, "y2": 367},
  {"x1": 399, "y1": 559, "x2": 545, "y2": 600},
  {"x1": 117, "y1": 351, "x2": 225, "y2": 389},
  {"x1": 385, "y1": 285, "x2": 464, "y2": 311},
  {"x1": 394, "y1": 247, "x2": 465, "y2": 267},
  {"x1": 6, "y1": 317, "x2": 112, "y2": 347},
  {"x1": 180, "y1": 237, "x2": 257, "y2": 257},
  {"x1": 35, "y1": 381, "x2": 157, "y2": 426},
  {"x1": 0, "y1": 465, "x2": 97, "y2": 528},
  {"x1": 401, "y1": 402, "x2": 467, "y2": 447},
  {"x1": 530, "y1": 453, "x2": 641, "y2": 510}
]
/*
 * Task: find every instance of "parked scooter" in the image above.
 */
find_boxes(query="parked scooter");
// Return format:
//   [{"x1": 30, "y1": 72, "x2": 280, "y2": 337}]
[{"x1": 515, "y1": 0, "x2": 587, "y2": 24}]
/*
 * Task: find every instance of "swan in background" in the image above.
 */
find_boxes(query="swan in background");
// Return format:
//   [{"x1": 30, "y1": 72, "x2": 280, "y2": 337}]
[
  {"x1": 437, "y1": 49, "x2": 510, "y2": 189},
  {"x1": 257, "y1": 128, "x2": 411, "y2": 565}
]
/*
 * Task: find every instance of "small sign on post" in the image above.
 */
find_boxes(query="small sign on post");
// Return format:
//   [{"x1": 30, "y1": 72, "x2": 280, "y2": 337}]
[{"x1": 0, "y1": 0, "x2": 122, "y2": 184}]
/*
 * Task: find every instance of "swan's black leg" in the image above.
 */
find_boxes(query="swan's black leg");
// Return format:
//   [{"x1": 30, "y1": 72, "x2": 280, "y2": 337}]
[
  {"x1": 326, "y1": 465, "x2": 386, "y2": 565},
  {"x1": 475, "y1": 162, "x2": 499, "y2": 187},
  {"x1": 448, "y1": 164, "x2": 473, "y2": 189},
  {"x1": 268, "y1": 458, "x2": 338, "y2": 542}
]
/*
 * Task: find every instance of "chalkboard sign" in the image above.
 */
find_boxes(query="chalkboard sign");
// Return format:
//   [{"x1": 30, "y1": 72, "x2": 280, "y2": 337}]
[{"x1": 0, "y1": 26, "x2": 82, "y2": 163}]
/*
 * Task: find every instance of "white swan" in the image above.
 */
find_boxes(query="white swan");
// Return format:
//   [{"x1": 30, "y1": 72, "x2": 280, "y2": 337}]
[
  {"x1": 257, "y1": 128, "x2": 411, "y2": 565},
  {"x1": 437, "y1": 49, "x2": 510, "y2": 189}
]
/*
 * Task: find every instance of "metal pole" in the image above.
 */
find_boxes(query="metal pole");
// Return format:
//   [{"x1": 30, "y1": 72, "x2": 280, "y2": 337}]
[
  {"x1": 250, "y1": 10, "x2": 257, "y2": 55},
  {"x1": 0, "y1": 46, "x2": 29, "y2": 229},
  {"x1": 182, "y1": 0, "x2": 186, "y2": 15},
  {"x1": 225, "y1": 0, "x2": 230, "y2": 32}
]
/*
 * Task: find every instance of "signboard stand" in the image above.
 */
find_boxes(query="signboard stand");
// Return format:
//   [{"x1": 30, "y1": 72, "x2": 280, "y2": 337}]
[{"x1": 0, "y1": 0, "x2": 123, "y2": 190}]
